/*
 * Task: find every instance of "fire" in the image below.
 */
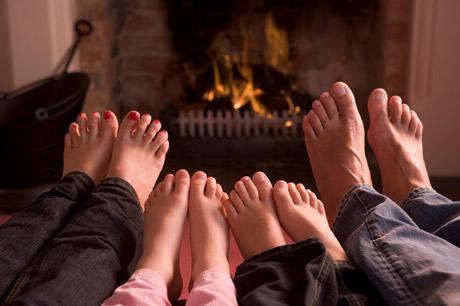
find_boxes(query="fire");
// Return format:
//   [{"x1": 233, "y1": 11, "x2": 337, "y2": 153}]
[{"x1": 203, "y1": 11, "x2": 296, "y2": 124}]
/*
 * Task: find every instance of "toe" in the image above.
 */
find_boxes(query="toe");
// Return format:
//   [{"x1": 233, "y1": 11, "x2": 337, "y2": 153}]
[
  {"x1": 191, "y1": 171, "x2": 207, "y2": 194},
  {"x1": 241, "y1": 176, "x2": 258, "y2": 199},
  {"x1": 163, "y1": 174, "x2": 175, "y2": 194},
  {"x1": 368, "y1": 88, "x2": 388, "y2": 122},
  {"x1": 303, "y1": 116, "x2": 317, "y2": 142},
  {"x1": 229, "y1": 190, "x2": 245, "y2": 212},
  {"x1": 409, "y1": 110, "x2": 418, "y2": 134},
  {"x1": 216, "y1": 184, "x2": 224, "y2": 199},
  {"x1": 416, "y1": 120, "x2": 423, "y2": 139},
  {"x1": 389, "y1": 96, "x2": 402, "y2": 123},
  {"x1": 296, "y1": 183, "x2": 309, "y2": 203},
  {"x1": 317, "y1": 200, "x2": 326, "y2": 215},
  {"x1": 145, "y1": 119, "x2": 161, "y2": 143},
  {"x1": 155, "y1": 140, "x2": 169, "y2": 159},
  {"x1": 307, "y1": 190, "x2": 318, "y2": 210},
  {"x1": 288, "y1": 182, "x2": 302, "y2": 204},
  {"x1": 151, "y1": 131, "x2": 168, "y2": 152},
  {"x1": 174, "y1": 169, "x2": 190, "y2": 195},
  {"x1": 119, "y1": 111, "x2": 140, "y2": 138},
  {"x1": 235, "y1": 180, "x2": 251, "y2": 203},
  {"x1": 134, "y1": 113, "x2": 152, "y2": 139},
  {"x1": 401, "y1": 104, "x2": 411, "y2": 127},
  {"x1": 252, "y1": 171, "x2": 273, "y2": 201},
  {"x1": 77, "y1": 113, "x2": 88, "y2": 138},
  {"x1": 223, "y1": 198, "x2": 238, "y2": 218},
  {"x1": 320, "y1": 92, "x2": 338, "y2": 119},
  {"x1": 205, "y1": 177, "x2": 217, "y2": 197},
  {"x1": 102, "y1": 111, "x2": 119, "y2": 138},
  {"x1": 312, "y1": 100, "x2": 329, "y2": 127},
  {"x1": 273, "y1": 180, "x2": 294, "y2": 209},
  {"x1": 330, "y1": 82, "x2": 357, "y2": 116},
  {"x1": 64, "y1": 133, "x2": 71, "y2": 148},
  {"x1": 69, "y1": 122, "x2": 80, "y2": 144},
  {"x1": 307, "y1": 111, "x2": 323, "y2": 135},
  {"x1": 88, "y1": 112, "x2": 101, "y2": 137}
]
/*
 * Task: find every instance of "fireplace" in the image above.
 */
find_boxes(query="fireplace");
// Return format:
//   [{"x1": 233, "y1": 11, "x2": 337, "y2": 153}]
[{"x1": 76, "y1": 0, "x2": 411, "y2": 162}]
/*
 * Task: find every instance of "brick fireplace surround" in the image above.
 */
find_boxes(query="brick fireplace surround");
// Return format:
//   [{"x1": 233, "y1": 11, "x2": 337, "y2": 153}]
[{"x1": 76, "y1": 0, "x2": 411, "y2": 119}]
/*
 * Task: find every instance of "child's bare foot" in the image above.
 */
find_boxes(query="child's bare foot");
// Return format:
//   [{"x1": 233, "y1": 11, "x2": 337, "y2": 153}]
[
  {"x1": 63, "y1": 111, "x2": 118, "y2": 184},
  {"x1": 273, "y1": 181, "x2": 347, "y2": 261},
  {"x1": 136, "y1": 169, "x2": 190, "y2": 302},
  {"x1": 107, "y1": 111, "x2": 169, "y2": 209},
  {"x1": 303, "y1": 82, "x2": 372, "y2": 225},
  {"x1": 367, "y1": 89, "x2": 431, "y2": 204},
  {"x1": 223, "y1": 171, "x2": 287, "y2": 259},
  {"x1": 189, "y1": 171, "x2": 230, "y2": 282}
]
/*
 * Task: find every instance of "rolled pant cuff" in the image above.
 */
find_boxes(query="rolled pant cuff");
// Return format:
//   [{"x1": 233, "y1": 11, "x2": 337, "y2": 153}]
[{"x1": 401, "y1": 186, "x2": 437, "y2": 208}]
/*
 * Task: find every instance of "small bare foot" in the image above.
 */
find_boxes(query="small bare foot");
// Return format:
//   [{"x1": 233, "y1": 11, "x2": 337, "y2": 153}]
[
  {"x1": 63, "y1": 111, "x2": 118, "y2": 184},
  {"x1": 273, "y1": 181, "x2": 347, "y2": 261},
  {"x1": 136, "y1": 170, "x2": 190, "y2": 302},
  {"x1": 189, "y1": 171, "x2": 230, "y2": 283},
  {"x1": 223, "y1": 172, "x2": 287, "y2": 259},
  {"x1": 303, "y1": 82, "x2": 372, "y2": 225},
  {"x1": 107, "y1": 111, "x2": 169, "y2": 209},
  {"x1": 367, "y1": 89, "x2": 431, "y2": 204}
]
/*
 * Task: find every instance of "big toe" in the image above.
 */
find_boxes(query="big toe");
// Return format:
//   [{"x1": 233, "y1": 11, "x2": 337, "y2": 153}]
[
  {"x1": 119, "y1": 111, "x2": 140, "y2": 138},
  {"x1": 330, "y1": 82, "x2": 358, "y2": 116},
  {"x1": 191, "y1": 171, "x2": 207, "y2": 194},
  {"x1": 101, "y1": 110, "x2": 119, "y2": 138},
  {"x1": 273, "y1": 180, "x2": 294, "y2": 209},
  {"x1": 173, "y1": 169, "x2": 190, "y2": 195},
  {"x1": 252, "y1": 171, "x2": 273, "y2": 200},
  {"x1": 368, "y1": 88, "x2": 389, "y2": 122}
]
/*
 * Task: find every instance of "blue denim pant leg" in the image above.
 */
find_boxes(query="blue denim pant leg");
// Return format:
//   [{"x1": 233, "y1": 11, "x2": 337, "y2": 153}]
[
  {"x1": 402, "y1": 188, "x2": 460, "y2": 247},
  {"x1": 4, "y1": 177, "x2": 144, "y2": 306},
  {"x1": 0, "y1": 172, "x2": 94, "y2": 302},
  {"x1": 333, "y1": 185, "x2": 460, "y2": 306}
]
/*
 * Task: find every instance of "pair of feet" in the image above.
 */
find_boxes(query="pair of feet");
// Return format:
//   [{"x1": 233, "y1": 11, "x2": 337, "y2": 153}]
[
  {"x1": 63, "y1": 110, "x2": 169, "y2": 209},
  {"x1": 304, "y1": 82, "x2": 431, "y2": 224},
  {"x1": 223, "y1": 172, "x2": 347, "y2": 262},
  {"x1": 136, "y1": 171, "x2": 230, "y2": 301}
]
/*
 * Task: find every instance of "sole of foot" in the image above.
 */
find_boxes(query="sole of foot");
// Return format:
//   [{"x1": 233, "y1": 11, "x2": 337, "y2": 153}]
[
  {"x1": 223, "y1": 171, "x2": 287, "y2": 259},
  {"x1": 367, "y1": 88, "x2": 431, "y2": 204},
  {"x1": 63, "y1": 111, "x2": 118, "y2": 184},
  {"x1": 303, "y1": 82, "x2": 372, "y2": 225},
  {"x1": 136, "y1": 169, "x2": 190, "y2": 302},
  {"x1": 188, "y1": 171, "x2": 230, "y2": 284},
  {"x1": 107, "y1": 111, "x2": 169, "y2": 210},
  {"x1": 273, "y1": 180, "x2": 347, "y2": 261}
]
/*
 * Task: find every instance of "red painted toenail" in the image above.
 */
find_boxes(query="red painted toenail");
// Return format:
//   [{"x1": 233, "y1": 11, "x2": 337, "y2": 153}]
[
  {"x1": 103, "y1": 111, "x2": 112, "y2": 119},
  {"x1": 154, "y1": 120, "x2": 160, "y2": 125},
  {"x1": 128, "y1": 112, "x2": 139, "y2": 120}
]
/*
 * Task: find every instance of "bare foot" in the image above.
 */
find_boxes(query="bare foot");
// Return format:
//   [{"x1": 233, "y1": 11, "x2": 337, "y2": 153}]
[
  {"x1": 63, "y1": 111, "x2": 118, "y2": 184},
  {"x1": 223, "y1": 172, "x2": 287, "y2": 259},
  {"x1": 107, "y1": 111, "x2": 169, "y2": 209},
  {"x1": 303, "y1": 82, "x2": 372, "y2": 225},
  {"x1": 189, "y1": 171, "x2": 230, "y2": 282},
  {"x1": 273, "y1": 181, "x2": 347, "y2": 261},
  {"x1": 367, "y1": 89, "x2": 431, "y2": 204},
  {"x1": 136, "y1": 170, "x2": 190, "y2": 302}
]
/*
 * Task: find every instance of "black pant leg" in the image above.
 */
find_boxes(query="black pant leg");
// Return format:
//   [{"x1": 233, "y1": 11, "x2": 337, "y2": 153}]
[
  {"x1": 5, "y1": 177, "x2": 144, "y2": 306},
  {"x1": 234, "y1": 238, "x2": 384, "y2": 306},
  {"x1": 0, "y1": 172, "x2": 94, "y2": 301}
]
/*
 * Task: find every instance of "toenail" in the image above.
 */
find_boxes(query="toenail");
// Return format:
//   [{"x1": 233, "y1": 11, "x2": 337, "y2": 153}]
[
  {"x1": 153, "y1": 120, "x2": 160, "y2": 125},
  {"x1": 332, "y1": 83, "x2": 347, "y2": 97},
  {"x1": 128, "y1": 112, "x2": 139, "y2": 120},
  {"x1": 103, "y1": 111, "x2": 112, "y2": 120},
  {"x1": 372, "y1": 90, "x2": 386, "y2": 100}
]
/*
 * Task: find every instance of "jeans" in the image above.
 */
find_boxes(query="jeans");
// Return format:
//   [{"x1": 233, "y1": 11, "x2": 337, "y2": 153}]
[
  {"x1": 333, "y1": 185, "x2": 460, "y2": 306},
  {"x1": 0, "y1": 172, "x2": 144, "y2": 306},
  {"x1": 233, "y1": 238, "x2": 385, "y2": 305}
]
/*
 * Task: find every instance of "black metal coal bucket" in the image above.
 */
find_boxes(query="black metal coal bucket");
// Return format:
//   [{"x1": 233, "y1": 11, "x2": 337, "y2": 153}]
[{"x1": 0, "y1": 20, "x2": 93, "y2": 188}]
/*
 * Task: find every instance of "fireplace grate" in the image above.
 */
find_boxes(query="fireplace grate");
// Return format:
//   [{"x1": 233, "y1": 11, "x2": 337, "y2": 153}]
[{"x1": 175, "y1": 110, "x2": 305, "y2": 138}]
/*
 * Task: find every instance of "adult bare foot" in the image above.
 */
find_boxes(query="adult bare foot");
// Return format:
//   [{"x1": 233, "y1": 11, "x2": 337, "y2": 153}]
[
  {"x1": 273, "y1": 181, "x2": 347, "y2": 261},
  {"x1": 189, "y1": 171, "x2": 230, "y2": 282},
  {"x1": 223, "y1": 171, "x2": 287, "y2": 259},
  {"x1": 367, "y1": 89, "x2": 431, "y2": 204},
  {"x1": 303, "y1": 82, "x2": 372, "y2": 225},
  {"x1": 136, "y1": 170, "x2": 190, "y2": 302},
  {"x1": 63, "y1": 111, "x2": 118, "y2": 184},
  {"x1": 107, "y1": 111, "x2": 169, "y2": 209}
]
